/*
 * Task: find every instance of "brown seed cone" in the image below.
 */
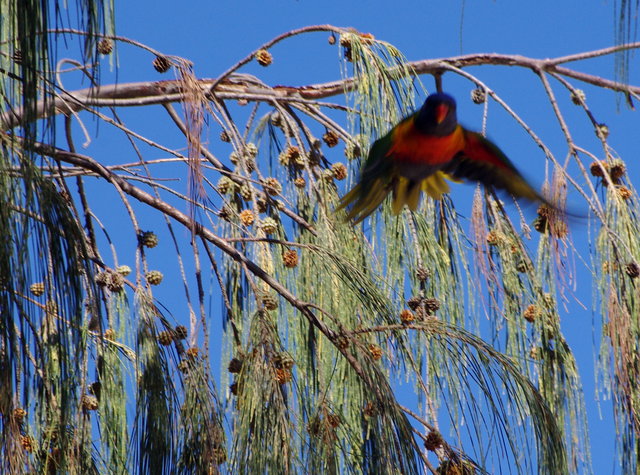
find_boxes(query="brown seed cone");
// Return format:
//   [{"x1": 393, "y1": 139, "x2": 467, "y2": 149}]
[
  {"x1": 617, "y1": 186, "x2": 633, "y2": 200},
  {"x1": 407, "y1": 296, "x2": 422, "y2": 310},
  {"x1": 145, "y1": 270, "x2": 163, "y2": 285},
  {"x1": 424, "y1": 298, "x2": 441, "y2": 313},
  {"x1": 95, "y1": 271, "x2": 110, "y2": 287},
  {"x1": 255, "y1": 49, "x2": 273, "y2": 66},
  {"x1": 415, "y1": 267, "x2": 430, "y2": 281},
  {"x1": 332, "y1": 162, "x2": 348, "y2": 180},
  {"x1": 538, "y1": 203, "x2": 554, "y2": 218},
  {"x1": 260, "y1": 217, "x2": 278, "y2": 235},
  {"x1": 229, "y1": 151, "x2": 241, "y2": 165},
  {"x1": 140, "y1": 231, "x2": 159, "y2": 248},
  {"x1": 228, "y1": 357, "x2": 243, "y2": 373},
  {"x1": 589, "y1": 160, "x2": 608, "y2": 177},
  {"x1": 399, "y1": 309, "x2": 415, "y2": 324},
  {"x1": 283, "y1": 249, "x2": 299, "y2": 268},
  {"x1": 263, "y1": 177, "x2": 282, "y2": 196},
  {"x1": 368, "y1": 343, "x2": 383, "y2": 360},
  {"x1": 262, "y1": 294, "x2": 278, "y2": 310},
  {"x1": 609, "y1": 160, "x2": 626, "y2": 181},
  {"x1": 240, "y1": 184, "x2": 255, "y2": 202},
  {"x1": 239, "y1": 209, "x2": 255, "y2": 226},
  {"x1": 106, "y1": 272, "x2": 125, "y2": 292},
  {"x1": 217, "y1": 176, "x2": 234, "y2": 194},
  {"x1": 157, "y1": 330, "x2": 174, "y2": 346},
  {"x1": 294, "y1": 177, "x2": 306, "y2": 188},
  {"x1": 486, "y1": 230, "x2": 504, "y2": 246},
  {"x1": 116, "y1": 265, "x2": 131, "y2": 276},
  {"x1": 283, "y1": 146, "x2": 300, "y2": 162},
  {"x1": 20, "y1": 435, "x2": 34, "y2": 452},
  {"x1": 308, "y1": 417, "x2": 321, "y2": 436},
  {"x1": 30, "y1": 282, "x2": 45, "y2": 296},
  {"x1": 81, "y1": 394, "x2": 99, "y2": 411},
  {"x1": 470, "y1": 88, "x2": 486, "y2": 104},
  {"x1": 275, "y1": 368, "x2": 292, "y2": 384},
  {"x1": 437, "y1": 459, "x2": 471, "y2": 475},
  {"x1": 219, "y1": 130, "x2": 230, "y2": 142},
  {"x1": 274, "y1": 352, "x2": 294, "y2": 370},
  {"x1": 625, "y1": 262, "x2": 640, "y2": 279},
  {"x1": 523, "y1": 304, "x2": 538, "y2": 323},
  {"x1": 13, "y1": 407, "x2": 27, "y2": 422},
  {"x1": 174, "y1": 325, "x2": 188, "y2": 340},
  {"x1": 245, "y1": 143, "x2": 258, "y2": 158},
  {"x1": 152, "y1": 55, "x2": 171, "y2": 73},
  {"x1": 323, "y1": 130, "x2": 340, "y2": 148},
  {"x1": 97, "y1": 38, "x2": 113, "y2": 55},
  {"x1": 424, "y1": 430, "x2": 444, "y2": 451}
]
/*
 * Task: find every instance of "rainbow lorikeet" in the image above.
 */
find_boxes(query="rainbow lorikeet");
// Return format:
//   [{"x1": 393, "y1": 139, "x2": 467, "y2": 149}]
[{"x1": 338, "y1": 92, "x2": 549, "y2": 223}]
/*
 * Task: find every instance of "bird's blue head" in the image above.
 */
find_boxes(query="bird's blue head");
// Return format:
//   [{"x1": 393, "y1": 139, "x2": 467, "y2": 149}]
[{"x1": 415, "y1": 93, "x2": 458, "y2": 135}]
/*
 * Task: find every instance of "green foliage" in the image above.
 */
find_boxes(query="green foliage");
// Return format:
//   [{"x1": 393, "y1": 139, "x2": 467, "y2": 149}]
[
  {"x1": 596, "y1": 179, "x2": 640, "y2": 474},
  {"x1": 1, "y1": 6, "x2": 639, "y2": 474},
  {"x1": 133, "y1": 292, "x2": 178, "y2": 475}
]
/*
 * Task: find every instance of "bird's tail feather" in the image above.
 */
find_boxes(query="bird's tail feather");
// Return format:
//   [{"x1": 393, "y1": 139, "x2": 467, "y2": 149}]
[
  {"x1": 337, "y1": 179, "x2": 391, "y2": 224},
  {"x1": 421, "y1": 171, "x2": 452, "y2": 200}
]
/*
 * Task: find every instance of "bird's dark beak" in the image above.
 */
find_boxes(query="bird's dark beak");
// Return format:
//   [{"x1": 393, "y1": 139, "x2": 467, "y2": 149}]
[{"x1": 435, "y1": 104, "x2": 449, "y2": 124}]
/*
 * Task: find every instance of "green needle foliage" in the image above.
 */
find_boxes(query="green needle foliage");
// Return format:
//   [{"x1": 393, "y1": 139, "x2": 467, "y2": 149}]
[
  {"x1": 596, "y1": 178, "x2": 640, "y2": 474},
  {"x1": 1, "y1": 4, "x2": 639, "y2": 474},
  {"x1": 133, "y1": 292, "x2": 178, "y2": 475}
]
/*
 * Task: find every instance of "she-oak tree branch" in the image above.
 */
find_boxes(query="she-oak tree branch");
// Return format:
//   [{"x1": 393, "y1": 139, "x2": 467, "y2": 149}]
[
  {"x1": 2, "y1": 46, "x2": 639, "y2": 131},
  {"x1": 26, "y1": 141, "x2": 397, "y2": 401}
]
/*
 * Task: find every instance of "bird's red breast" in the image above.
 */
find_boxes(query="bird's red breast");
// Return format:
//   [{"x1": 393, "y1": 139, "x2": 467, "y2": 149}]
[{"x1": 387, "y1": 118, "x2": 466, "y2": 165}]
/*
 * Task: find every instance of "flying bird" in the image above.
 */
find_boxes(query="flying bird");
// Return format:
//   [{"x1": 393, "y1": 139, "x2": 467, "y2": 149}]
[{"x1": 337, "y1": 92, "x2": 551, "y2": 223}]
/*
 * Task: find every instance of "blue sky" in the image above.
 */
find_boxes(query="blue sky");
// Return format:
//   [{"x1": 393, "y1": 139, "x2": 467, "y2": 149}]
[{"x1": 65, "y1": 0, "x2": 640, "y2": 472}]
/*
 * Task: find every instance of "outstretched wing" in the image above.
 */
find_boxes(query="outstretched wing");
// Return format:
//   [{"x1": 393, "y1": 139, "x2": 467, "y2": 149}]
[
  {"x1": 443, "y1": 129, "x2": 544, "y2": 202},
  {"x1": 336, "y1": 132, "x2": 396, "y2": 224}
]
